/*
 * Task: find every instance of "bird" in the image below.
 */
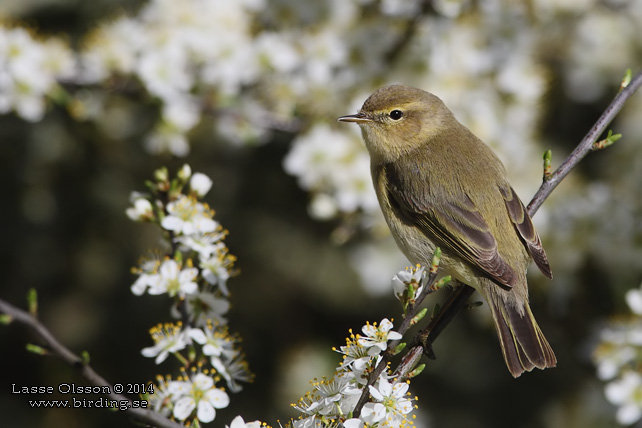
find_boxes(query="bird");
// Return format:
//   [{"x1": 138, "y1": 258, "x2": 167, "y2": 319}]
[{"x1": 338, "y1": 84, "x2": 556, "y2": 377}]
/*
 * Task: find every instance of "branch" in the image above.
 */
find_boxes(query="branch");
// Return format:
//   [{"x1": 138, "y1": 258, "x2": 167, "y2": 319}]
[
  {"x1": 0, "y1": 298, "x2": 184, "y2": 428},
  {"x1": 528, "y1": 70, "x2": 642, "y2": 215},
  {"x1": 352, "y1": 253, "x2": 450, "y2": 415}
]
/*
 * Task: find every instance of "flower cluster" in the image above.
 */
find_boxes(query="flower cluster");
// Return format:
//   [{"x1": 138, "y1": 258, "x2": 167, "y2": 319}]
[
  {"x1": 593, "y1": 283, "x2": 642, "y2": 425},
  {"x1": 128, "y1": 165, "x2": 251, "y2": 425},
  {"x1": 0, "y1": 26, "x2": 75, "y2": 121},
  {"x1": 147, "y1": 370, "x2": 229, "y2": 423},
  {"x1": 283, "y1": 125, "x2": 379, "y2": 220},
  {"x1": 291, "y1": 318, "x2": 415, "y2": 428}
]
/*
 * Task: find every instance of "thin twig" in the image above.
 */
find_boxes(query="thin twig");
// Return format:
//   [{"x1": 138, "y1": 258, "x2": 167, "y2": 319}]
[
  {"x1": 0, "y1": 299, "x2": 184, "y2": 428},
  {"x1": 528, "y1": 71, "x2": 642, "y2": 215}
]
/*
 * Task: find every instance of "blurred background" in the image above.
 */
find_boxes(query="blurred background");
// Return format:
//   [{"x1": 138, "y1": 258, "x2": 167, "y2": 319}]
[{"x1": 1, "y1": 0, "x2": 642, "y2": 427}]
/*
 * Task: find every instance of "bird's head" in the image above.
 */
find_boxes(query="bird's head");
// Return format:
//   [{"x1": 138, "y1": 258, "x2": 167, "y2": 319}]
[{"x1": 338, "y1": 85, "x2": 453, "y2": 163}]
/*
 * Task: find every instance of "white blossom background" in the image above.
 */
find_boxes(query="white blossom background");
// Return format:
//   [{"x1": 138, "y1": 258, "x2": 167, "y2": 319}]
[{"x1": 1, "y1": 0, "x2": 642, "y2": 427}]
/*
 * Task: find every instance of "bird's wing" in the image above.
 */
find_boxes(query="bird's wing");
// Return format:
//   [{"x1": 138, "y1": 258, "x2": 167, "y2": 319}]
[
  {"x1": 382, "y1": 162, "x2": 520, "y2": 288},
  {"x1": 500, "y1": 186, "x2": 552, "y2": 279}
]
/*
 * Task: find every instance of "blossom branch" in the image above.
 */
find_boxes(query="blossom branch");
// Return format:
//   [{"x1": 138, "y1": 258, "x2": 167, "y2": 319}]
[
  {"x1": 352, "y1": 252, "x2": 450, "y2": 416},
  {"x1": 0, "y1": 298, "x2": 184, "y2": 428}
]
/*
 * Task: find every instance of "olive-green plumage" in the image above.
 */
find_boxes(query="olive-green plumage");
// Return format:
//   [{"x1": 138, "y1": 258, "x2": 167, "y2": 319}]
[{"x1": 338, "y1": 84, "x2": 556, "y2": 377}]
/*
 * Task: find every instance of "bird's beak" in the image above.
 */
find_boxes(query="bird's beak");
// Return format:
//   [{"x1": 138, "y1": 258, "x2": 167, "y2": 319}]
[{"x1": 337, "y1": 112, "x2": 372, "y2": 124}]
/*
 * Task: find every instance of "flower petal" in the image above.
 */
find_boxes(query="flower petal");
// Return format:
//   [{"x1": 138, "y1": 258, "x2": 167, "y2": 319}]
[
  {"x1": 206, "y1": 388, "x2": 230, "y2": 409},
  {"x1": 197, "y1": 400, "x2": 216, "y2": 423},
  {"x1": 173, "y1": 396, "x2": 196, "y2": 420}
]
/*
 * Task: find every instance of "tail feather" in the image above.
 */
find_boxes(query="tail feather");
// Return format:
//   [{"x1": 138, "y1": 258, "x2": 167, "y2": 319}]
[{"x1": 488, "y1": 298, "x2": 556, "y2": 377}]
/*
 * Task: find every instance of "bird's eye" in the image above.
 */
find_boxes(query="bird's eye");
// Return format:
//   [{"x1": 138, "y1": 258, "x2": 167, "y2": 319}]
[{"x1": 389, "y1": 110, "x2": 403, "y2": 120}]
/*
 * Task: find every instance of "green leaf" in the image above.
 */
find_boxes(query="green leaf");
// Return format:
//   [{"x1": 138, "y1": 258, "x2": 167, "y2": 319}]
[
  {"x1": 430, "y1": 247, "x2": 442, "y2": 274},
  {"x1": 593, "y1": 129, "x2": 622, "y2": 150},
  {"x1": 393, "y1": 342, "x2": 407, "y2": 355},
  {"x1": 26, "y1": 344, "x2": 47, "y2": 355},
  {"x1": 411, "y1": 308, "x2": 428, "y2": 325},
  {"x1": 431, "y1": 275, "x2": 451, "y2": 291},
  {"x1": 621, "y1": 68, "x2": 632, "y2": 90},
  {"x1": 542, "y1": 149, "x2": 552, "y2": 180},
  {"x1": 27, "y1": 289, "x2": 38, "y2": 316},
  {"x1": 408, "y1": 363, "x2": 426, "y2": 378}
]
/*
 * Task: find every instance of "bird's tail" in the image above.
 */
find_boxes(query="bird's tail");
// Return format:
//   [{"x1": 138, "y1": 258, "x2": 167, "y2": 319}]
[{"x1": 486, "y1": 294, "x2": 556, "y2": 377}]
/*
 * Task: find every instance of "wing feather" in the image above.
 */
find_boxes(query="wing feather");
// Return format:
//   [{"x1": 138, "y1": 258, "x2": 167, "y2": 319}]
[
  {"x1": 500, "y1": 186, "x2": 553, "y2": 279},
  {"x1": 383, "y1": 163, "x2": 519, "y2": 288}
]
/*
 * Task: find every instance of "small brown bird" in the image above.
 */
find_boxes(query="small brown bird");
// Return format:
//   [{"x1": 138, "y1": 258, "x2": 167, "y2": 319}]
[{"x1": 338, "y1": 85, "x2": 556, "y2": 377}]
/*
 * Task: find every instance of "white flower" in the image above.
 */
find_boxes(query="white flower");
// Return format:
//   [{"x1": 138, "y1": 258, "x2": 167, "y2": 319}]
[
  {"x1": 361, "y1": 402, "x2": 387, "y2": 424},
  {"x1": 626, "y1": 287, "x2": 642, "y2": 315},
  {"x1": 148, "y1": 375, "x2": 173, "y2": 416},
  {"x1": 332, "y1": 153, "x2": 378, "y2": 213},
  {"x1": 162, "y1": 98, "x2": 200, "y2": 132},
  {"x1": 358, "y1": 319, "x2": 402, "y2": 355},
  {"x1": 0, "y1": 27, "x2": 73, "y2": 122},
  {"x1": 126, "y1": 196, "x2": 154, "y2": 221},
  {"x1": 605, "y1": 371, "x2": 642, "y2": 425},
  {"x1": 392, "y1": 265, "x2": 426, "y2": 301},
  {"x1": 300, "y1": 29, "x2": 348, "y2": 84},
  {"x1": 130, "y1": 259, "x2": 161, "y2": 296},
  {"x1": 190, "y1": 172, "x2": 213, "y2": 197},
  {"x1": 283, "y1": 125, "x2": 353, "y2": 190},
  {"x1": 200, "y1": 42, "x2": 259, "y2": 95},
  {"x1": 227, "y1": 415, "x2": 261, "y2": 428},
  {"x1": 141, "y1": 323, "x2": 189, "y2": 364},
  {"x1": 200, "y1": 252, "x2": 232, "y2": 296},
  {"x1": 363, "y1": 378, "x2": 414, "y2": 425},
  {"x1": 169, "y1": 373, "x2": 230, "y2": 423},
  {"x1": 188, "y1": 325, "x2": 252, "y2": 392},
  {"x1": 147, "y1": 259, "x2": 198, "y2": 297},
  {"x1": 177, "y1": 164, "x2": 192, "y2": 181},
  {"x1": 161, "y1": 195, "x2": 217, "y2": 235},
  {"x1": 144, "y1": 126, "x2": 191, "y2": 157},
  {"x1": 79, "y1": 17, "x2": 144, "y2": 82},
  {"x1": 595, "y1": 344, "x2": 636, "y2": 381},
  {"x1": 292, "y1": 415, "x2": 323, "y2": 428},
  {"x1": 173, "y1": 291, "x2": 230, "y2": 326},
  {"x1": 343, "y1": 419, "x2": 364, "y2": 428},
  {"x1": 213, "y1": 354, "x2": 253, "y2": 393},
  {"x1": 175, "y1": 235, "x2": 226, "y2": 259},
  {"x1": 308, "y1": 193, "x2": 338, "y2": 220},
  {"x1": 189, "y1": 326, "x2": 237, "y2": 361},
  {"x1": 255, "y1": 32, "x2": 301, "y2": 73},
  {"x1": 294, "y1": 375, "x2": 358, "y2": 416},
  {"x1": 283, "y1": 125, "x2": 379, "y2": 217},
  {"x1": 335, "y1": 332, "x2": 378, "y2": 382},
  {"x1": 137, "y1": 40, "x2": 192, "y2": 103}
]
